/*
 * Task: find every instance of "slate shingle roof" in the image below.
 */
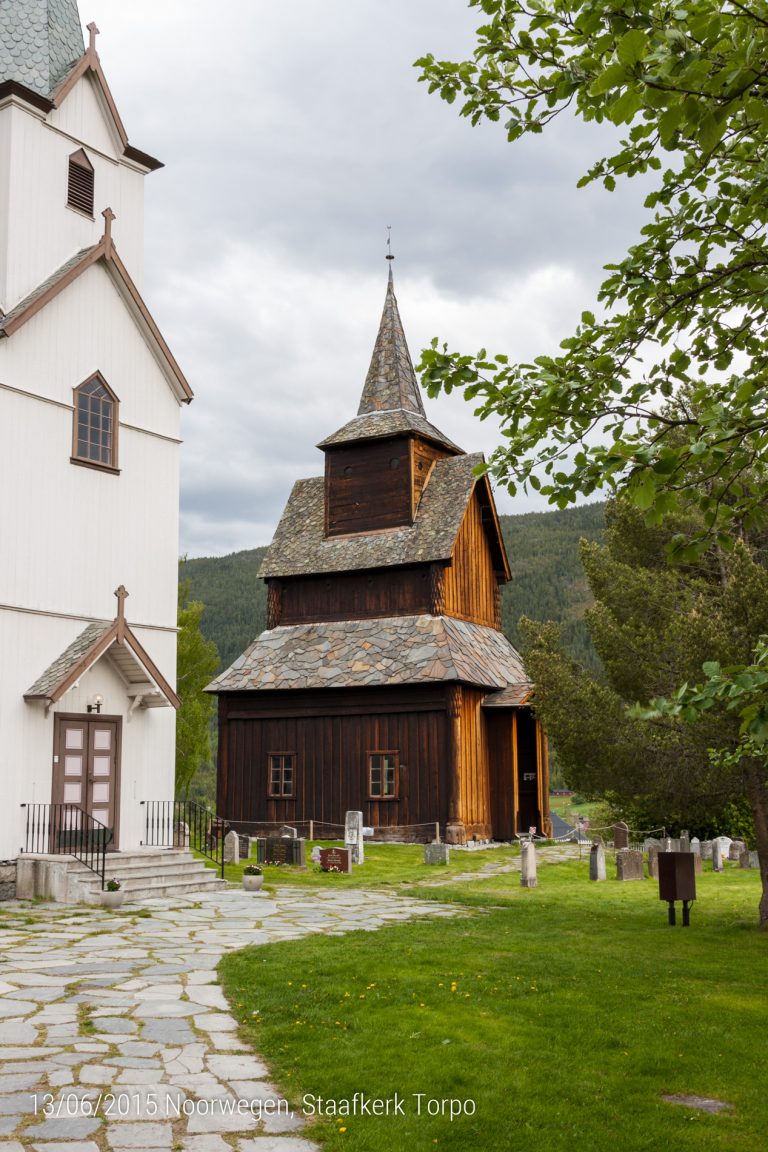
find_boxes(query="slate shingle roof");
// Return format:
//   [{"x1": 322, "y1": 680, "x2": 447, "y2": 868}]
[
  {"x1": 25, "y1": 621, "x2": 106, "y2": 698},
  {"x1": 0, "y1": 245, "x2": 95, "y2": 333},
  {"x1": 317, "y1": 271, "x2": 461, "y2": 454},
  {"x1": 260, "y1": 452, "x2": 484, "y2": 578},
  {"x1": 317, "y1": 408, "x2": 462, "y2": 453},
  {"x1": 208, "y1": 614, "x2": 528, "y2": 694},
  {"x1": 0, "y1": 0, "x2": 84, "y2": 98}
]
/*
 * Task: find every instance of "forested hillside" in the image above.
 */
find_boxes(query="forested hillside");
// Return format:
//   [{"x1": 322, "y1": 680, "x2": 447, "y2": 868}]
[{"x1": 180, "y1": 502, "x2": 605, "y2": 673}]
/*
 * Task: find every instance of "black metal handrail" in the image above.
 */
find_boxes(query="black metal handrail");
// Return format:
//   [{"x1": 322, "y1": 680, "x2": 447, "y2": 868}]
[
  {"x1": 141, "y1": 800, "x2": 229, "y2": 879},
  {"x1": 20, "y1": 803, "x2": 112, "y2": 890}
]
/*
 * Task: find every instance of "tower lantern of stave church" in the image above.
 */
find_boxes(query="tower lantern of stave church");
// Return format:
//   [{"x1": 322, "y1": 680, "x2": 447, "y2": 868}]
[
  {"x1": 0, "y1": 0, "x2": 192, "y2": 870},
  {"x1": 209, "y1": 258, "x2": 551, "y2": 843}
]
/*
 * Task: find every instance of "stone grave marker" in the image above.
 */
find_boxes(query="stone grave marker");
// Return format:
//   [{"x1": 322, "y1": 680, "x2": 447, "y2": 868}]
[
  {"x1": 739, "y1": 850, "x2": 759, "y2": 870},
  {"x1": 647, "y1": 846, "x2": 659, "y2": 879},
  {"x1": 319, "y1": 846, "x2": 352, "y2": 874},
  {"x1": 729, "y1": 840, "x2": 746, "y2": 862},
  {"x1": 690, "y1": 837, "x2": 701, "y2": 856},
  {"x1": 693, "y1": 854, "x2": 703, "y2": 876},
  {"x1": 424, "y1": 843, "x2": 450, "y2": 865},
  {"x1": 700, "y1": 839, "x2": 713, "y2": 860},
  {"x1": 613, "y1": 822, "x2": 630, "y2": 850},
  {"x1": 589, "y1": 842, "x2": 606, "y2": 881},
  {"x1": 223, "y1": 829, "x2": 239, "y2": 865},
  {"x1": 520, "y1": 841, "x2": 538, "y2": 888},
  {"x1": 310, "y1": 846, "x2": 322, "y2": 863},
  {"x1": 680, "y1": 830, "x2": 691, "y2": 852},
  {"x1": 616, "y1": 849, "x2": 645, "y2": 881},
  {"x1": 344, "y1": 810, "x2": 364, "y2": 864},
  {"x1": 279, "y1": 825, "x2": 298, "y2": 839},
  {"x1": 712, "y1": 838, "x2": 724, "y2": 872},
  {"x1": 237, "y1": 833, "x2": 250, "y2": 859},
  {"x1": 257, "y1": 837, "x2": 306, "y2": 866}
]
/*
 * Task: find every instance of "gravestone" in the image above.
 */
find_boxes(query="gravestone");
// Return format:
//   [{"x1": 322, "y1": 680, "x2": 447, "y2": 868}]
[
  {"x1": 691, "y1": 854, "x2": 702, "y2": 875},
  {"x1": 223, "y1": 829, "x2": 239, "y2": 865},
  {"x1": 690, "y1": 837, "x2": 701, "y2": 856},
  {"x1": 424, "y1": 843, "x2": 450, "y2": 866},
  {"x1": 668, "y1": 838, "x2": 681, "y2": 852},
  {"x1": 237, "y1": 833, "x2": 250, "y2": 859},
  {"x1": 589, "y1": 842, "x2": 606, "y2": 881},
  {"x1": 680, "y1": 830, "x2": 691, "y2": 852},
  {"x1": 344, "y1": 810, "x2": 364, "y2": 864},
  {"x1": 662, "y1": 837, "x2": 673, "y2": 852},
  {"x1": 719, "y1": 836, "x2": 733, "y2": 860},
  {"x1": 310, "y1": 846, "x2": 322, "y2": 863},
  {"x1": 739, "y1": 850, "x2": 759, "y2": 870},
  {"x1": 616, "y1": 849, "x2": 645, "y2": 881},
  {"x1": 319, "y1": 846, "x2": 352, "y2": 874},
  {"x1": 279, "y1": 825, "x2": 298, "y2": 839},
  {"x1": 613, "y1": 822, "x2": 630, "y2": 850},
  {"x1": 712, "y1": 838, "x2": 724, "y2": 872},
  {"x1": 647, "y1": 846, "x2": 660, "y2": 879},
  {"x1": 256, "y1": 837, "x2": 306, "y2": 866},
  {"x1": 520, "y1": 840, "x2": 538, "y2": 888},
  {"x1": 700, "y1": 839, "x2": 713, "y2": 860},
  {"x1": 729, "y1": 840, "x2": 746, "y2": 862}
]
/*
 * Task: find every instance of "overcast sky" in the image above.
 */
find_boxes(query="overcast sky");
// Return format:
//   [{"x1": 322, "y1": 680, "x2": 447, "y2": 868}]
[{"x1": 83, "y1": 0, "x2": 648, "y2": 557}]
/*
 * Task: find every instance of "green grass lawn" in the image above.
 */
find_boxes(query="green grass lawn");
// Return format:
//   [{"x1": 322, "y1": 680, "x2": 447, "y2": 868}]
[
  {"x1": 222, "y1": 841, "x2": 516, "y2": 888},
  {"x1": 219, "y1": 857, "x2": 768, "y2": 1152}
]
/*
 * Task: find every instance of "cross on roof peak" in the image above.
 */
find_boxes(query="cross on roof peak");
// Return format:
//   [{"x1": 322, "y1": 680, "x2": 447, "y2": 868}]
[
  {"x1": 87, "y1": 22, "x2": 100, "y2": 53},
  {"x1": 114, "y1": 585, "x2": 129, "y2": 622}
]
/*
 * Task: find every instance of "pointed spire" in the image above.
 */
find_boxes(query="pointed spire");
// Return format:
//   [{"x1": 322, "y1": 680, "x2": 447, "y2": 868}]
[
  {"x1": 357, "y1": 270, "x2": 426, "y2": 418},
  {"x1": 0, "y1": 1, "x2": 85, "y2": 98}
]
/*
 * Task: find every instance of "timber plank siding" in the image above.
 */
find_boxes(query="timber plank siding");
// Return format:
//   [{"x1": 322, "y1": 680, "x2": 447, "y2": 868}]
[
  {"x1": 275, "y1": 566, "x2": 431, "y2": 626},
  {"x1": 218, "y1": 685, "x2": 449, "y2": 831},
  {"x1": 325, "y1": 437, "x2": 413, "y2": 535}
]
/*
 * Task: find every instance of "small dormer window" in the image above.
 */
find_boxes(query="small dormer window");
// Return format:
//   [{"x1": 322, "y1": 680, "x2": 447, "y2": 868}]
[
  {"x1": 67, "y1": 149, "x2": 95, "y2": 217},
  {"x1": 71, "y1": 374, "x2": 119, "y2": 472}
]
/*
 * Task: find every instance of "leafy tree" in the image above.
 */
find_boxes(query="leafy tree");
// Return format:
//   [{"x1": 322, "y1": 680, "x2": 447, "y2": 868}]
[
  {"x1": 416, "y1": 0, "x2": 768, "y2": 555},
  {"x1": 640, "y1": 639, "x2": 768, "y2": 922},
  {"x1": 521, "y1": 502, "x2": 768, "y2": 890},
  {"x1": 176, "y1": 580, "x2": 220, "y2": 800}
]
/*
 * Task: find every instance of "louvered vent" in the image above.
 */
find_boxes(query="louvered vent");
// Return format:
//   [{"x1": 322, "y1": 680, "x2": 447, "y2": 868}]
[{"x1": 67, "y1": 150, "x2": 94, "y2": 216}]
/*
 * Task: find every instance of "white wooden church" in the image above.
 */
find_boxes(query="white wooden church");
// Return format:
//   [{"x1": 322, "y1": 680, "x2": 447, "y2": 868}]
[{"x1": 0, "y1": 1, "x2": 193, "y2": 886}]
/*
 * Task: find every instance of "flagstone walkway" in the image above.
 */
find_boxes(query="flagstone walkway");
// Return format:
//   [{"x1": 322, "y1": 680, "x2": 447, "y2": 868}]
[{"x1": 0, "y1": 886, "x2": 459, "y2": 1152}]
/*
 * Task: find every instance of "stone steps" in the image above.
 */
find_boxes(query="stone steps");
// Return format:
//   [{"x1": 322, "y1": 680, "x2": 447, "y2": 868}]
[{"x1": 17, "y1": 849, "x2": 230, "y2": 904}]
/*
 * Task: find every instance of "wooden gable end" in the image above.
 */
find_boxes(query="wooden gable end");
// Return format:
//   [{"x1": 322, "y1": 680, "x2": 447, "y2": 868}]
[
  {"x1": 443, "y1": 480, "x2": 508, "y2": 629},
  {"x1": 325, "y1": 436, "x2": 413, "y2": 535}
]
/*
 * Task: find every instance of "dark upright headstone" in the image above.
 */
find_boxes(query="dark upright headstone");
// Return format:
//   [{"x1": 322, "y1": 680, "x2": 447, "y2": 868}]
[
  {"x1": 613, "y1": 822, "x2": 630, "y2": 850},
  {"x1": 319, "y1": 846, "x2": 352, "y2": 874},
  {"x1": 616, "y1": 849, "x2": 645, "y2": 881}
]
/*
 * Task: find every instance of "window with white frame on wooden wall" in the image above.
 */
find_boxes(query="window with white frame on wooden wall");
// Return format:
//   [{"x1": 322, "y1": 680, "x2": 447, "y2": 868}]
[
  {"x1": 268, "y1": 753, "x2": 295, "y2": 797},
  {"x1": 368, "y1": 751, "x2": 398, "y2": 799}
]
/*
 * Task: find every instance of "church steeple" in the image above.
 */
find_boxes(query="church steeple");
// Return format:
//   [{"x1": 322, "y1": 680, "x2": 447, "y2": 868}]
[
  {"x1": 357, "y1": 267, "x2": 427, "y2": 418},
  {"x1": 0, "y1": 0, "x2": 85, "y2": 98}
]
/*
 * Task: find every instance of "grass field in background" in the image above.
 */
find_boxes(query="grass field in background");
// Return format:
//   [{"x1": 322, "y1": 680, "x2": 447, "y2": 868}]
[{"x1": 219, "y1": 857, "x2": 768, "y2": 1152}]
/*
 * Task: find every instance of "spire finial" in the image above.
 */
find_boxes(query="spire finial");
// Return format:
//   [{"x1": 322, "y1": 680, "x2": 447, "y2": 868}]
[
  {"x1": 386, "y1": 225, "x2": 394, "y2": 281},
  {"x1": 87, "y1": 22, "x2": 100, "y2": 54}
]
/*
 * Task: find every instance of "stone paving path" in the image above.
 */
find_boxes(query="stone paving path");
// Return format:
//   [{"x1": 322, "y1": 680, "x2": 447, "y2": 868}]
[{"x1": 0, "y1": 887, "x2": 459, "y2": 1152}]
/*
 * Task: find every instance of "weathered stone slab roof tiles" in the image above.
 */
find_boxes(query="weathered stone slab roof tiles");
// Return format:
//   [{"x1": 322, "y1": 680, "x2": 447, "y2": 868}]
[
  {"x1": 260, "y1": 452, "x2": 484, "y2": 578},
  {"x1": 207, "y1": 613, "x2": 528, "y2": 694}
]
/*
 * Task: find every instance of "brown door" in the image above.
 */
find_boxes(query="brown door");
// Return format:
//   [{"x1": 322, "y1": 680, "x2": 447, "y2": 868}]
[{"x1": 53, "y1": 716, "x2": 121, "y2": 848}]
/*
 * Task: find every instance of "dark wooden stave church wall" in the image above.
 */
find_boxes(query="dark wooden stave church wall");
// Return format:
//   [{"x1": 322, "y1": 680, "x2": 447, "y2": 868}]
[
  {"x1": 325, "y1": 437, "x2": 413, "y2": 536},
  {"x1": 458, "y1": 686, "x2": 493, "y2": 839},
  {"x1": 278, "y1": 567, "x2": 431, "y2": 625},
  {"x1": 218, "y1": 686, "x2": 450, "y2": 832}
]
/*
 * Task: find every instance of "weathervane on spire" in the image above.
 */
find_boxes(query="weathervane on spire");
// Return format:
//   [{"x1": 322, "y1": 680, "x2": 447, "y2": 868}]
[{"x1": 386, "y1": 225, "x2": 394, "y2": 263}]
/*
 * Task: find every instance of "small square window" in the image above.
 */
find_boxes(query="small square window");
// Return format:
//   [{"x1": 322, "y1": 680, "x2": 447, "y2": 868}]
[
  {"x1": 368, "y1": 752, "x2": 398, "y2": 800},
  {"x1": 268, "y1": 753, "x2": 296, "y2": 798}
]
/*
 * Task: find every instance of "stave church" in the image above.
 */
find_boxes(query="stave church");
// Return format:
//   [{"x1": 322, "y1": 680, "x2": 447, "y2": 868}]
[{"x1": 209, "y1": 267, "x2": 551, "y2": 843}]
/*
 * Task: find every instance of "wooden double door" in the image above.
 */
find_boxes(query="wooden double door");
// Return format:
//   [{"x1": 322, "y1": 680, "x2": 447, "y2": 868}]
[{"x1": 53, "y1": 715, "x2": 121, "y2": 848}]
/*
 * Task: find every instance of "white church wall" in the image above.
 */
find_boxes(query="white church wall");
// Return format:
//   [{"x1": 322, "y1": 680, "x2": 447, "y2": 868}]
[
  {"x1": 0, "y1": 611, "x2": 177, "y2": 859},
  {"x1": 0, "y1": 111, "x2": 10, "y2": 312},
  {"x1": 1, "y1": 89, "x2": 145, "y2": 310},
  {"x1": 0, "y1": 384, "x2": 179, "y2": 627}
]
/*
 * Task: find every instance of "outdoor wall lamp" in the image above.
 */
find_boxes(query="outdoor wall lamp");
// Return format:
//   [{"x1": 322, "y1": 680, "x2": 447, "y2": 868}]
[{"x1": 87, "y1": 694, "x2": 103, "y2": 714}]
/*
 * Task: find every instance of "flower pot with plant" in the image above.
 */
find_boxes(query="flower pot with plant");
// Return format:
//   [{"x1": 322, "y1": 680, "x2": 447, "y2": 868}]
[
  {"x1": 242, "y1": 864, "x2": 264, "y2": 892},
  {"x1": 100, "y1": 878, "x2": 124, "y2": 908}
]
